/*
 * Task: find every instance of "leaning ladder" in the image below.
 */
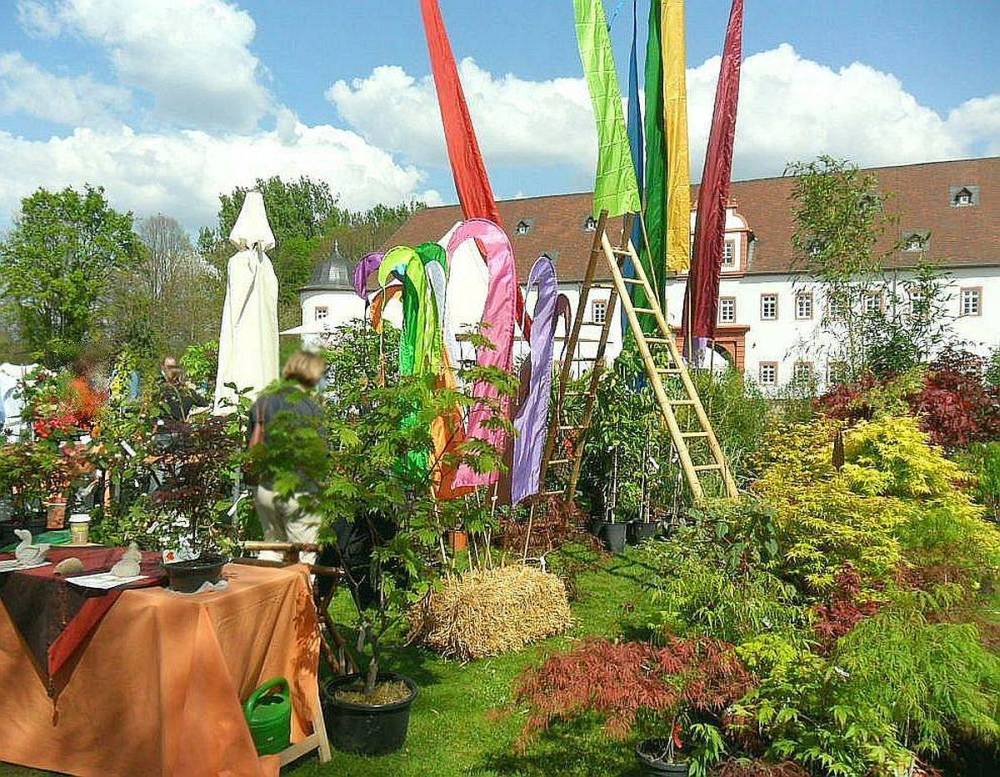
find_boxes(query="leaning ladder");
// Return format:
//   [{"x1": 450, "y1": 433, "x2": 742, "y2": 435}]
[
  {"x1": 538, "y1": 209, "x2": 739, "y2": 505},
  {"x1": 532, "y1": 210, "x2": 623, "y2": 510}
]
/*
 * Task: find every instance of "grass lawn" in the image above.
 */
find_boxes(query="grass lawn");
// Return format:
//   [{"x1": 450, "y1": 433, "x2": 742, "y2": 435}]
[{"x1": 1, "y1": 547, "x2": 659, "y2": 777}]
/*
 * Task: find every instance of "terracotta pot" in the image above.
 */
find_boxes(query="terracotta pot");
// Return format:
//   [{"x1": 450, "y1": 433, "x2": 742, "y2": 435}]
[{"x1": 447, "y1": 529, "x2": 468, "y2": 552}]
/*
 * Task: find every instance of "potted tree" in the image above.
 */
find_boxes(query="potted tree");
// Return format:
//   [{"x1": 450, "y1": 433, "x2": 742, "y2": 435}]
[{"x1": 261, "y1": 324, "x2": 513, "y2": 756}]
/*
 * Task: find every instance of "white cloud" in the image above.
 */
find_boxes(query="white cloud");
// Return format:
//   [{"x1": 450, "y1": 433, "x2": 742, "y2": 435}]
[
  {"x1": 327, "y1": 59, "x2": 595, "y2": 169},
  {"x1": 329, "y1": 44, "x2": 1000, "y2": 183},
  {"x1": 0, "y1": 121, "x2": 441, "y2": 230},
  {"x1": 0, "y1": 51, "x2": 129, "y2": 127},
  {"x1": 17, "y1": 0, "x2": 272, "y2": 131}
]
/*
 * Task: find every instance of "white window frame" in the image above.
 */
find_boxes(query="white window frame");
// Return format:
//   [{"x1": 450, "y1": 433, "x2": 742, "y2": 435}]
[
  {"x1": 758, "y1": 362, "x2": 778, "y2": 386},
  {"x1": 862, "y1": 291, "x2": 883, "y2": 315},
  {"x1": 793, "y1": 361, "x2": 814, "y2": 383},
  {"x1": 592, "y1": 298, "x2": 608, "y2": 324},
  {"x1": 795, "y1": 292, "x2": 814, "y2": 321},
  {"x1": 960, "y1": 287, "x2": 982, "y2": 317},
  {"x1": 314, "y1": 306, "x2": 329, "y2": 322},
  {"x1": 722, "y1": 239, "x2": 737, "y2": 269},
  {"x1": 760, "y1": 293, "x2": 778, "y2": 321},
  {"x1": 718, "y1": 296, "x2": 736, "y2": 324}
]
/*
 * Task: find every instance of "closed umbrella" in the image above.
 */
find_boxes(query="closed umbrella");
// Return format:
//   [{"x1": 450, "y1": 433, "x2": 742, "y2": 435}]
[{"x1": 213, "y1": 191, "x2": 279, "y2": 413}]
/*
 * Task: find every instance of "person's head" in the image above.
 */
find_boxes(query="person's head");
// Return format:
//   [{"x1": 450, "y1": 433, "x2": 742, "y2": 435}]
[
  {"x1": 282, "y1": 351, "x2": 326, "y2": 389},
  {"x1": 161, "y1": 356, "x2": 182, "y2": 383}
]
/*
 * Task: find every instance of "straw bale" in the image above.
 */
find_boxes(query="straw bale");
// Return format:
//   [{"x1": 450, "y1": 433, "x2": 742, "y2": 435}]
[{"x1": 411, "y1": 565, "x2": 573, "y2": 660}]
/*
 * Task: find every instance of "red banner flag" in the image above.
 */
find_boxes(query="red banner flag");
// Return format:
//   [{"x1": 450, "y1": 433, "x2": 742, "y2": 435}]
[
  {"x1": 683, "y1": 0, "x2": 743, "y2": 346},
  {"x1": 419, "y1": 0, "x2": 530, "y2": 335}
]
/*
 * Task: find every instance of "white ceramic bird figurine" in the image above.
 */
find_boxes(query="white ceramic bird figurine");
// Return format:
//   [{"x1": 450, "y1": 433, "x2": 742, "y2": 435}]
[
  {"x1": 111, "y1": 542, "x2": 142, "y2": 578},
  {"x1": 13, "y1": 529, "x2": 49, "y2": 565}
]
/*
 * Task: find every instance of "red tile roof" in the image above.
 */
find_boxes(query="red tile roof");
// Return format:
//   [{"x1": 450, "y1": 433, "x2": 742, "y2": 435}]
[{"x1": 382, "y1": 157, "x2": 999, "y2": 281}]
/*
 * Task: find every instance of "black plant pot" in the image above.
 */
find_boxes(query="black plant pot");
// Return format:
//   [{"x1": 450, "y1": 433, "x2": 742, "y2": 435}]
[
  {"x1": 627, "y1": 521, "x2": 658, "y2": 545},
  {"x1": 635, "y1": 739, "x2": 689, "y2": 776},
  {"x1": 600, "y1": 522, "x2": 628, "y2": 554},
  {"x1": 588, "y1": 516, "x2": 603, "y2": 537},
  {"x1": 165, "y1": 554, "x2": 228, "y2": 593},
  {"x1": 322, "y1": 672, "x2": 418, "y2": 756}
]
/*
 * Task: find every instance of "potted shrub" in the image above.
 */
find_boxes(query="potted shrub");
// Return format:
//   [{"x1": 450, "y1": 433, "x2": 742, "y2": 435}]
[
  {"x1": 512, "y1": 637, "x2": 752, "y2": 776},
  {"x1": 261, "y1": 330, "x2": 513, "y2": 756}
]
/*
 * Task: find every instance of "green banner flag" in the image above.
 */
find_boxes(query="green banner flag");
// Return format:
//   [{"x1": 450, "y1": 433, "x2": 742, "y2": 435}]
[
  {"x1": 573, "y1": 0, "x2": 641, "y2": 218},
  {"x1": 638, "y1": 0, "x2": 666, "y2": 333}
]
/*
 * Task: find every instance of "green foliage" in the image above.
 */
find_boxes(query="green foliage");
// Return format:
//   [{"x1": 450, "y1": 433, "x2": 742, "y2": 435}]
[
  {"x1": 835, "y1": 607, "x2": 1000, "y2": 756},
  {"x1": 0, "y1": 184, "x2": 140, "y2": 366},
  {"x1": 179, "y1": 340, "x2": 219, "y2": 393},
  {"x1": 787, "y1": 157, "x2": 957, "y2": 379},
  {"x1": 955, "y1": 441, "x2": 1000, "y2": 522}
]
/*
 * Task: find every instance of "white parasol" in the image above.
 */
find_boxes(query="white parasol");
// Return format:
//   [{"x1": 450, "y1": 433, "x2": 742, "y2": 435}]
[{"x1": 213, "y1": 191, "x2": 280, "y2": 413}]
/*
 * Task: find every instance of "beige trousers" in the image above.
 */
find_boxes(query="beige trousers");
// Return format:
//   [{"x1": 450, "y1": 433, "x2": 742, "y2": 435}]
[{"x1": 254, "y1": 485, "x2": 320, "y2": 565}]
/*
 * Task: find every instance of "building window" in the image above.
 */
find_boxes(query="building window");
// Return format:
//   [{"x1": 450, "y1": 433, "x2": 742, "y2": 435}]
[
  {"x1": 828, "y1": 360, "x2": 848, "y2": 385},
  {"x1": 758, "y1": 362, "x2": 778, "y2": 386},
  {"x1": 314, "y1": 306, "x2": 329, "y2": 322},
  {"x1": 722, "y1": 239, "x2": 737, "y2": 268},
  {"x1": 862, "y1": 291, "x2": 883, "y2": 315},
  {"x1": 904, "y1": 233, "x2": 927, "y2": 253},
  {"x1": 793, "y1": 361, "x2": 814, "y2": 384},
  {"x1": 515, "y1": 219, "x2": 532, "y2": 235},
  {"x1": 795, "y1": 292, "x2": 814, "y2": 320},
  {"x1": 806, "y1": 237, "x2": 824, "y2": 258},
  {"x1": 760, "y1": 293, "x2": 778, "y2": 321},
  {"x1": 591, "y1": 299, "x2": 608, "y2": 324},
  {"x1": 583, "y1": 215, "x2": 598, "y2": 232},
  {"x1": 952, "y1": 186, "x2": 975, "y2": 207},
  {"x1": 718, "y1": 297, "x2": 736, "y2": 324},
  {"x1": 828, "y1": 291, "x2": 849, "y2": 320},
  {"x1": 960, "y1": 287, "x2": 982, "y2": 317}
]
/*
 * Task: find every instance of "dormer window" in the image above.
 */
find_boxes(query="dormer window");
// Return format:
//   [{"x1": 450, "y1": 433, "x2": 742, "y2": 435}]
[
  {"x1": 904, "y1": 233, "x2": 928, "y2": 253},
  {"x1": 950, "y1": 185, "x2": 978, "y2": 207},
  {"x1": 515, "y1": 219, "x2": 533, "y2": 236},
  {"x1": 583, "y1": 215, "x2": 598, "y2": 232},
  {"x1": 722, "y1": 239, "x2": 737, "y2": 268}
]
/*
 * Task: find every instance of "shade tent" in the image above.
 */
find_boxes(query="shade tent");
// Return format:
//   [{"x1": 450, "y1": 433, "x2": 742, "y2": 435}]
[{"x1": 214, "y1": 192, "x2": 280, "y2": 413}]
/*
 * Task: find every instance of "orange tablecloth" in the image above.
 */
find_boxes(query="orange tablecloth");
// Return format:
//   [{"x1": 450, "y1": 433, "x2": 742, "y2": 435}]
[{"x1": 0, "y1": 563, "x2": 321, "y2": 777}]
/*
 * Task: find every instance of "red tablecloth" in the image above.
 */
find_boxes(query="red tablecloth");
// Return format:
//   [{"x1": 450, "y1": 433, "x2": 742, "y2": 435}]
[
  {"x1": 0, "y1": 546, "x2": 167, "y2": 693},
  {"x1": 0, "y1": 563, "x2": 321, "y2": 777}
]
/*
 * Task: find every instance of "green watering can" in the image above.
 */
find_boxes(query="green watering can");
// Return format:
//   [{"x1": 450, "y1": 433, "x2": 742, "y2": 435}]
[{"x1": 243, "y1": 677, "x2": 291, "y2": 755}]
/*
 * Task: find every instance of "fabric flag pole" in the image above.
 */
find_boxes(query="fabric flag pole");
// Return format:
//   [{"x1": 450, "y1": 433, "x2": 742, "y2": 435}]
[
  {"x1": 637, "y1": 0, "x2": 666, "y2": 333},
  {"x1": 511, "y1": 256, "x2": 558, "y2": 504},
  {"x1": 663, "y1": 0, "x2": 691, "y2": 275},
  {"x1": 573, "y1": 0, "x2": 641, "y2": 217},
  {"x1": 446, "y1": 220, "x2": 516, "y2": 491},
  {"x1": 419, "y1": 0, "x2": 531, "y2": 338},
  {"x1": 683, "y1": 0, "x2": 744, "y2": 352},
  {"x1": 622, "y1": 0, "x2": 643, "y2": 332}
]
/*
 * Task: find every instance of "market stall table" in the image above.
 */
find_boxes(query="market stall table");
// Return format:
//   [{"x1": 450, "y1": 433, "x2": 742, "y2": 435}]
[{"x1": 0, "y1": 561, "x2": 323, "y2": 777}]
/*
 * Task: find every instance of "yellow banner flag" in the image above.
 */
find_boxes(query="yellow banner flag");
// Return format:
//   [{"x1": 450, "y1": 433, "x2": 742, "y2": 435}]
[{"x1": 663, "y1": 0, "x2": 691, "y2": 273}]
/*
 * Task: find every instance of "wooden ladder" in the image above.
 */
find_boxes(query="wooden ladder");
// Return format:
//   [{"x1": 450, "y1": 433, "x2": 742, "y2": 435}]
[
  {"x1": 599, "y1": 217, "x2": 739, "y2": 501},
  {"x1": 534, "y1": 209, "x2": 738, "y2": 507}
]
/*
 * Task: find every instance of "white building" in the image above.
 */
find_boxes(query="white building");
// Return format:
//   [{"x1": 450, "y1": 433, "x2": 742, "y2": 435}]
[{"x1": 300, "y1": 157, "x2": 999, "y2": 386}]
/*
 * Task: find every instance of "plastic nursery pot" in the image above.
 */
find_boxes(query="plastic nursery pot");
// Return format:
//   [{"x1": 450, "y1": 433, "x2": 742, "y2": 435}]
[
  {"x1": 600, "y1": 522, "x2": 628, "y2": 554},
  {"x1": 322, "y1": 672, "x2": 418, "y2": 756},
  {"x1": 635, "y1": 739, "x2": 689, "y2": 776},
  {"x1": 165, "y1": 554, "x2": 228, "y2": 593},
  {"x1": 628, "y1": 521, "x2": 658, "y2": 545}
]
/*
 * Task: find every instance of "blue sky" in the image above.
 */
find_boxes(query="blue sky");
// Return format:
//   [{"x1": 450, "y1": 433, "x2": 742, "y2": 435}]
[{"x1": 0, "y1": 0, "x2": 997, "y2": 230}]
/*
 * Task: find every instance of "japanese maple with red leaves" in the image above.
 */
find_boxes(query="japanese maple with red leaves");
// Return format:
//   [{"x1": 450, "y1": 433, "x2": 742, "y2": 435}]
[{"x1": 512, "y1": 636, "x2": 753, "y2": 753}]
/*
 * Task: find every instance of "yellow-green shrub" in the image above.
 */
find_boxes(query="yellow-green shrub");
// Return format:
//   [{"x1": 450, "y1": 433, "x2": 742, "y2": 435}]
[{"x1": 754, "y1": 415, "x2": 1000, "y2": 592}]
